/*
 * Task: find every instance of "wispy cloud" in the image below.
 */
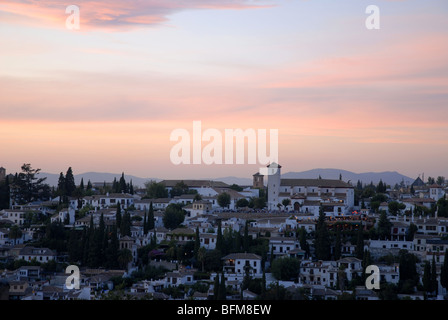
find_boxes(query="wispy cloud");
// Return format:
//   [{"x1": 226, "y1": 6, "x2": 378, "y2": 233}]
[{"x1": 0, "y1": 0, "x2": 274, "y2": 31}]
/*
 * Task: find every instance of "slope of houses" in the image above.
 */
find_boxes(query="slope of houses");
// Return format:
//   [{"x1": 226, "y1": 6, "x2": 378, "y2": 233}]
[{"x1": 1, "y1": 168, "x2": 448, "y2": 300}]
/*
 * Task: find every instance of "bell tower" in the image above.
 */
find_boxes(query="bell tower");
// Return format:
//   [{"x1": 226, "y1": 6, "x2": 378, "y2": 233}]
[
  {"x1": 0, "y1": 167, "x2": 5, "y2": 182},
  {"x1": 252, "y1": 172, "x2": 264, "y2": 189},
  {"x1": 267, "y1": 162, "x2": 281, "y2": 210}
]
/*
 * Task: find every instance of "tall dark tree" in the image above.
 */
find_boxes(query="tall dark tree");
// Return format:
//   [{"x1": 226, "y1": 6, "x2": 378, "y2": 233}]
[
  {"x1": 361, "y1": 250, "x2": 372, "y2": 272},
  {"x1": 431, "y1": 255, "x2": 438, "y2": 295},
  {"x1": 116, "y1": 204, "x2": 122, "y2": 230},
  {"x1": 355, "y1": 224, "x2": 364, "y2": 259},
  {"x1": 129, "y1": 180, "x2": 134, "y2": 195},
  {"x1": 120, "y1": 211, "x2": 132, "y2": 236},
  {"x1": 0, "y1": 175, "x2": 11, "y2": 210},
  {"x1": 87, "y1": 215, "x2": 98, "y2": 267},
  {"x1": 81, "y1": 227, "x2": 89, "y2": 265},
  {"x1": 440, "y1": 249, "x2": 448, "y2": 290},
  {"x1": 213, "y1": 274, "x2": 220, "y2": 300},
  {"x1": 216, "y1": 220, "x2": 223, "y2": 253},
  {"x1": 243, "y1": 221, "x2": 250, "y2": 252},
  {"x1": 298, "y1": 227, "x2": 310, "y2": 258},
  {"x1": 143, "y1": 209, "x2": 148, "y2": 235},
  {"x1": 13, "y1": 163, "x2": 49, "y2": 204},
  {"x1": 68, "y1": 228, "x2": 82, "y2": 263},
  {"x1": 57, "y1": 172, "x2": 66, "y2": 198},
  {"x1": 194, "y1": 227, "x2": 200, "y2": 259},
  {"x1": 65, "y1": 167, "x2": 76, "y2": 197},
  {"x1": 86, "y1": 180, "x2": 92, "y2": 191},
  {"x1": 98, "y1": 213, "x2": 106, "y2": 264},
  {"x1": 422, "y1": 260, "x2": 432, "y2": 295},
  {"x1": 219, "y1": 273, "x2": 227, "y2": 300},
  {"x1": 334, "y1": 226, "x2": 342, "y2": 260},
  {"x1": 105, "y1": 225, "x2": 119, "y2": 269},
  {"x1": 314, "y1": 206, "x2": 331, "y2": 260},
  {"x1": 148, "y1": 202, "x2": 155, "y2": 230},
  {"x1": 119, "y1": 172, "x2": 128, "y2": 193}
]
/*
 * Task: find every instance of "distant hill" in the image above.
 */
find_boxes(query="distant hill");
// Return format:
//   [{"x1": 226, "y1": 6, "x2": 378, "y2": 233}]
[
  {"x1": 281, "y1": 168, "x2": 414, "y2": 187},
  {"x1": 40, "y1": 168, "x2": 414, "y2": 189}
]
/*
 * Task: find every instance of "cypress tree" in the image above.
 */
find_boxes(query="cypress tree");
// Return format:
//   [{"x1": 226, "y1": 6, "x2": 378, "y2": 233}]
[
  {"x1": 119, "y1": 172, "x2": 127, "y2": 193},
  {"x1": 216, "y1": 220, "x2": 223, "y2": 253},
  {"x1": 314, "y1": 206, "x2": 331, "y2": 260},
  {"x1": 423, "y1": 260, "x2": 431, "y2": 295},
  {"x1": 441, "y1": 249, "x2": 448, "y2": 290},
  {"x1": 68, "y1": 228, "x2": 81, "y2": 263},
  {"x1": 431, "y1": 255, "x2": 438, "y2": 295},
  {"x1": 334, "y1": 226, "x2": 342, "y2": 260},
  {"x1": 219, "y1": 273, "x2": 227, "y2": 300},
  {"x1": 57, "y1": 172, "x2": 66, "y2": 199},
  {"x1": 243, "y1": 221, "x2": 250, "y2": 252},
  {"x1": 116, "y1": 205, "x2": 122, "y2": 230},
  {"x1": 194, "y1": 227, "x2": 200, "y2": 258},
  {"x1": 148, "y1": 202, "x2": 154, "y2": 230},
  {"x1": 106, "y1": 225, "x2": 119, "y2": 269},
  {"x1": 65, "y1": 167, "x2": 76, "y2": 197},
  {"x1": 120, "y1": 211, "x2": 131, "y2": 236},
  {"x1": 129, "y1": 180, "x2": 134, "y2": 195},
  {"x1": 98, "y1": 213, "x2": 106, "y2": 265},
  {"x1": 261, "y1": 270, "x2": 266, "y2": 298},
  {"x1": 143, "y1": 209, "x2": 148, "y2": 235},
  {"x1": 213, "y1": 274, "x2": 220, "y2": 300},
  {"x1": 299, "y1": 227, "x2": 310, "y2": 258},
  {"x1": 355, "y1": 223, "x2": 364, "y2": 259},
  {"x1": 79, "y1": 178, "x2": 84, "y2": 191},
  {"x1": 81, "y1": 226, "x2": 89, "y2": 265}
]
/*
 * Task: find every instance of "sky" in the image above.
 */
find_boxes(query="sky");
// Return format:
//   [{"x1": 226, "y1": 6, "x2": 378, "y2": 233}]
[{"x1": 1, "y1": 0, "x2": 448, "y2": 181}]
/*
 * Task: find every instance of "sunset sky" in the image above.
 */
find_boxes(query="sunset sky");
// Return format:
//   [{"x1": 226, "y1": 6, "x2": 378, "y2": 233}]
[{"x1": 1, "y1": 0, "x2": 448, "y2": 181}]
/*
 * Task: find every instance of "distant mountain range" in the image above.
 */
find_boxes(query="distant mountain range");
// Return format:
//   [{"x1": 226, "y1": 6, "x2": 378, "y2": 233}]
[
  {"x1": 40, "y1": 168, "x2": 415, "y2": 188},
  {"x1": 281, "y1": 168, "x2": 414, "y2": 187}
]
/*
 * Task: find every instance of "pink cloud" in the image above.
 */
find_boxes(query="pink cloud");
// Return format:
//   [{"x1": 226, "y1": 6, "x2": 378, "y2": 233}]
[{"x1": 0, "y1": 0, "x2": 274, "y2": 31}]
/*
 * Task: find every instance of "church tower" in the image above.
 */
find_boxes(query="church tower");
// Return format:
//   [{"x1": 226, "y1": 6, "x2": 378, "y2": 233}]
[
  {"x1": 267, "y1": 162, "x2": 281, "y2": 210},
  {"x1": 252, "y1": 172, "x2": 264, "y2": 189},
  {"x1": 0, "y1": 167, "x2": 5, "y2": 182}
]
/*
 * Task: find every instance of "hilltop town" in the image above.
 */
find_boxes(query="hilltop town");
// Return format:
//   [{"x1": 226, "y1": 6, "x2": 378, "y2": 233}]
[{"x1": 1, "y1": 164, "x2": 448, "y2": 300}]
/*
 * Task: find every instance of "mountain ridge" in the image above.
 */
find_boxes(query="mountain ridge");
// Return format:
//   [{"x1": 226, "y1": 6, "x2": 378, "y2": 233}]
[{"x1": 38, "y1": 168, "x2": 415, "y2": 188}]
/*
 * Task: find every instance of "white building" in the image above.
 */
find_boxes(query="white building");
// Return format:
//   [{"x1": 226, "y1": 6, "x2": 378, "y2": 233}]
[
  {"x1": 266, "y1": 163, "x2": 355, "y2": 215},
  {"x1": 82, "y1": 193, "x2": 135, "y2": 209},
  {"x1": 429, "y1": 184, "x2": 445, "y2": 201},
  {"x1": 269, "y1": 237, "x2": 301, "y2": 258},
  {"x1": 221, "y1": 253, "x2": 263, "y2": 278}
]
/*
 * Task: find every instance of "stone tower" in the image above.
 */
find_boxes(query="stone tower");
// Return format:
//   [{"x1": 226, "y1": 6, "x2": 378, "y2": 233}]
[
  {"x1": 266, "y1": 162, "x2": 281, "y2": 210},
  {"x1": 0, "y1": 167, "x2": 5, "y2": 182},
  {"x1": 252, "y1": 172, "x2": 264, "y2": 189}
]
